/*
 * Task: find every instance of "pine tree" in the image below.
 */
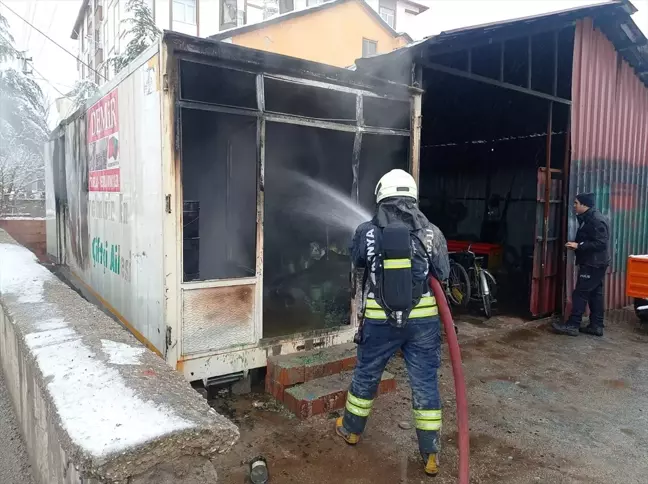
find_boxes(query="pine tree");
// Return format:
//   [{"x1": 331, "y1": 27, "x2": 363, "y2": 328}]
[
  {"x1": 108, "y1": 0, "x2": 161, "y2": 73},
  {"x1": 0, "y1": 11, "x2": 16, "y2": 63},
  {"x1": 66, "y1": 79, "x2": 100, "y2": 112}
]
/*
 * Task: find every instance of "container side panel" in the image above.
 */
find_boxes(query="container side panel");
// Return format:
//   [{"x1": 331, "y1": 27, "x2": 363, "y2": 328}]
[
  {"x1": 569, "y1": 18, "x2": 648, "y2": 312},
  {"x1": 61, "y1": 54, "x2": 165, "y2": 352},
  {"x1": 181, "y1": 284, "x2": 256, "y2": 356}
]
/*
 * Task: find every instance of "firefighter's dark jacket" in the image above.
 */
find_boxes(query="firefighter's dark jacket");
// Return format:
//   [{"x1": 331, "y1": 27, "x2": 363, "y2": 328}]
[{"x1": 575, "y1": 208, "x2": 611, "y2": 268}]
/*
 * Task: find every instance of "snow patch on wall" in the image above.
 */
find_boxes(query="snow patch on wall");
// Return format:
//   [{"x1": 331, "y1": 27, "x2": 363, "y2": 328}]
[
  {"x1": 25, "y1": 328, "x2": 79, "y2": 349},
  {"x1": 1, "y1": 242, "x2": 195, "y2": 458},
  {"x1": 0, "y1": 243, "x2": 52, "y2": 303},
  {"x1": 26, "y1": 327, "x2": 194, "y2": 457},
  {"x1": 101, "y1": 339, "x2": 146, "y2": 365},
  {"x1": 34, "y1": 318, "x2": 68, "y2": 332}
]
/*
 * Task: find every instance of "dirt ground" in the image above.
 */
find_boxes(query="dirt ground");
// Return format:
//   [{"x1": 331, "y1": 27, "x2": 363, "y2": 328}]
[{"x1": 212, "y1": 309, "x2": 648, "y2": 484}]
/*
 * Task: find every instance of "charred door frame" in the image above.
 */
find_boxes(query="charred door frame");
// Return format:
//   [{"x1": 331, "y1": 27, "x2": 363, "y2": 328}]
[{"x1": 168, "y1": 47, "x2": 415, "y2": 370}]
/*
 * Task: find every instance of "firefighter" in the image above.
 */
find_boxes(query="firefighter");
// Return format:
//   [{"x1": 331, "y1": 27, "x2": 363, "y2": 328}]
[{"x1": 335, "y1": 169, "x2": 450, "y2": 476}]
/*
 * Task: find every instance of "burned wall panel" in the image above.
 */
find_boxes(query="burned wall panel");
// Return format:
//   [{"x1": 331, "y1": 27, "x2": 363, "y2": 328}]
[
  {"x1": 264, "y1": 77, "x2": 357, "y2": 122},
  {"x1": 358, "y1": 134, "x2": 409, "y2": 211},
  {"x1": 263, "y1": 122, "x2": 356, "y2": 338},
  {"x1": 181, "y1": 109, "x2": 257, "y2": 281},
  {"x1": 179, "y1": 60, "x2": 258, "y2": 108}
]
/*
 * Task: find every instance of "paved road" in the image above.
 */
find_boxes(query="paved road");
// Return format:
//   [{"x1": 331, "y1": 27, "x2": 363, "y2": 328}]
[
  {"x1": 0, "y1": 372, "x2": 34, "y2": 484},
  {"x1": 215, "y1": 308, "x2": 648, "y2": 483}
]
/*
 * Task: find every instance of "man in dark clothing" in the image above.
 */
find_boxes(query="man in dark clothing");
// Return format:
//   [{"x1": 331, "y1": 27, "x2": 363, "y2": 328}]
[{"x1": 552, "y1": 192, "x2": 610, "y2": 337}]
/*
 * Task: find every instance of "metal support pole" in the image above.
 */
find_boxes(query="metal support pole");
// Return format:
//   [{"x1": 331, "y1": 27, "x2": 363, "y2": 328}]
[
  {"x1": 410, "y1": 63, "x2": 423, "y2": 184},
  {"x1": 528, "y1": 36, "x2": 533, "y2": 89},
  {"x1": 499, "y1": 41, "x2": 505, "y2": 82},
  {"x1": 540, "y1": 101, "x2": 554, "y2": 313}
]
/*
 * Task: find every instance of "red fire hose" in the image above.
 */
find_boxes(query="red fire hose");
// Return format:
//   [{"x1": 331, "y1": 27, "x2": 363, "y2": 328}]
[{"x1": 429, "y1": 277, "x2": 470, "y2": 484}]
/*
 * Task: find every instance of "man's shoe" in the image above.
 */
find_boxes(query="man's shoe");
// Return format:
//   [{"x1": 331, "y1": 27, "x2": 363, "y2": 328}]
[
  {"x1": 551, "y1": 322, "x2": 579, "y2": 336},
  {"x1": 423, "y1": 453, "x2": 439, "y2": 476},
  {"x1": 579, "y1": 325, "x2": 603, "y2": 337},
  {"x1": 335, "y1": 417, "x2": 360, "y2": 445}
]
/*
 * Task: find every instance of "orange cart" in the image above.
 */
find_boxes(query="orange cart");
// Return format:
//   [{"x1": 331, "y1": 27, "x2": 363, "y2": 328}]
[{"x1": 627, "y1": 255, "x2": 648, "y2": 323}]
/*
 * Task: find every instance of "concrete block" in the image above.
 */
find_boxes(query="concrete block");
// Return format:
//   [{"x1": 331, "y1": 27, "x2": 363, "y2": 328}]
[
  {"x1": 0, "y1": 230, "x2": 239, "y2": 484},
  {"x1": 283, "y1": 370, "x2": 396, "y2": 419}
]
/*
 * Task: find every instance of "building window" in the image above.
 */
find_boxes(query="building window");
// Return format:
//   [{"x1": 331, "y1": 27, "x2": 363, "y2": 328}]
[
  {"x1": 279, "y1": 0, "x2": 294, "y2": 14},
  {"x1": 247, "y1": 1, "x2": 264, "y2": 23},
  {"x1": 173, "y1": 0, "x2": 197, "y2": 25},
  {"x1": 220, "y1": 0, "x2": 237, "y2": 28},
  {"x1": 362, "y1": 38, "x2": 377, "y2": 58},
  {"x1": 306, "y1": 0, "x2": 323, "y2": 6},
  {"x1": 379, "y1": 4, "x2": 395, "y2": 28},
  {"x1": 103, "y1": 20, "x2": 109, "y2": 52}
]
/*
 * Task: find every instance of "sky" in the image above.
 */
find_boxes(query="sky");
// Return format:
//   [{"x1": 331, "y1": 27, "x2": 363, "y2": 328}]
[
  {"x1": 1, "y1": 0, "x2": 648, "y2": 125},
  {"x1": 405, "y1": 0, "x2": 648, "y2": 40}
]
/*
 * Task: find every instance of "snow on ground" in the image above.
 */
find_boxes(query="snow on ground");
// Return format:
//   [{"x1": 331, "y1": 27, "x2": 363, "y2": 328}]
[{"x1": 0, "y1": 242, "x2": 194, "y2": 458}]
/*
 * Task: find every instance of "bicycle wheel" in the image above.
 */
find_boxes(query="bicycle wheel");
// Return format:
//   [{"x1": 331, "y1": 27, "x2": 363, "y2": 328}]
[
  {"x1": 447, "y1": 261, "x2": 471, "y2": 308},
  {"x1": 480, "y1": 270, "x2": 497, "y2": 318},
  {"x1": 483, "y1": 270, "x2": 497, "y2": 301},
  {"x1": 482, "y1": 292, "x2": 492, "y2": 318}
]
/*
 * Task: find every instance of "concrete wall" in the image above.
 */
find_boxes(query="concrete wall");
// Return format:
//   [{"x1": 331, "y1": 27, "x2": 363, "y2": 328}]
[
  {"x1": 0, "y1": 229, "x2": 239, "y2": 484},
  {"x1": 229, "y1": 0, "x2": 408, "y2": 67}
]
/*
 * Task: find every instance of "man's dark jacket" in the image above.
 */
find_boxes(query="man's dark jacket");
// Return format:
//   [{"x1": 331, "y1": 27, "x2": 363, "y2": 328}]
[{"x1": 575, "y1": 208, "x2": 610, "y2": 268}]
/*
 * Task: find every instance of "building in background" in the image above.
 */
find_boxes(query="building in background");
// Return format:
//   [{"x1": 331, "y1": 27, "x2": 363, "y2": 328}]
[
  {"x1": 71, "y1": 0, "x2": 426, "y2": 83},
  {"x1": 210, "y1": 0, "x2": 412, "y2": 67}
]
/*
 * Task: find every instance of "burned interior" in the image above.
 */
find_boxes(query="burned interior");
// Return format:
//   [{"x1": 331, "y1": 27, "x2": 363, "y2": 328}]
[
  {"x1": 417, "y1": 27, "x2": 574, "y2": 317},
  {"x1": 177, "y1": 55, "x2": 412, "y2": 340}
]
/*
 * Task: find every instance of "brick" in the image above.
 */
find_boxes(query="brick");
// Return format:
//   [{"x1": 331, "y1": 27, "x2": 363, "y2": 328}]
[
  {"x1": 283, "y1": 370, "x2": 396, "y2": 419},
  {"x1": 267, "y1": 343, "x2": 357, "y2": 387},
  {"x1": 265, "y1": 378, "x2": 286, "y2": 402}
]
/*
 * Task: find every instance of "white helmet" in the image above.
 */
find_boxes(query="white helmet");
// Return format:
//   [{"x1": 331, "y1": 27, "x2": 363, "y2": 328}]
[{"x1": 375, "y1": 169, "x2": 418, "y2": 203}]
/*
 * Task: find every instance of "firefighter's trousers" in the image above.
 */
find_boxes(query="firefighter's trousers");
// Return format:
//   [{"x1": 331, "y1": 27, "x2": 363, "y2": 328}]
[{"x1": 342, "y1": 317, "x2": 442, "y2": 455}]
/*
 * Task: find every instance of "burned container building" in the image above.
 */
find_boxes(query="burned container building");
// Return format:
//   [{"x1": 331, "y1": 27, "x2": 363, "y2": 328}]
[
  {"x1": 46, "y1": 32, "x2": 416, "y2": 381},
  {"x1": 356, "y1": 0, "x2": 648, "y2": 318}
]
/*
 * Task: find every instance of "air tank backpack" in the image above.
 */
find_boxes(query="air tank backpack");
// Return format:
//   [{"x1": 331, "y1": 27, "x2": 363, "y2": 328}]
[{"x1": 371, "y1": 222, "x2": 421, "y2": 328}]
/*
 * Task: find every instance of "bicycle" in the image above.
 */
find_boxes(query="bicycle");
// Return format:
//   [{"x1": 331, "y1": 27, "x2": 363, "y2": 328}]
[
  {"x1": 446, "y1": 258, "x2": 471, "y2": 309},
  {"x1": 449, "y1": 246, "x2": 497, "y2": 318}
]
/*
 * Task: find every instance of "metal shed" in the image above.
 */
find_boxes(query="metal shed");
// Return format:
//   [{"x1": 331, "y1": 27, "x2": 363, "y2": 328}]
[{"x1": 355, "y1": 0, "x2": 648, "y2": 317}]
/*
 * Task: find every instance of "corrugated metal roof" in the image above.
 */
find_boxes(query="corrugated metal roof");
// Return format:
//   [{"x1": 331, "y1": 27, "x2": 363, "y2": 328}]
[
  {"x1": 355, "y1": 1, "x2": 648, "y2": 85},
  {"x1": 568, "y1": 17, "x2": 648, "y2": 311}
]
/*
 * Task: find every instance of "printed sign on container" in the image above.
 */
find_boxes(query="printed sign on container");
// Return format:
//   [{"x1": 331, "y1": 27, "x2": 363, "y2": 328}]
[{"x1": 88, "y1": 89, "x2": 120, "y2": 192}]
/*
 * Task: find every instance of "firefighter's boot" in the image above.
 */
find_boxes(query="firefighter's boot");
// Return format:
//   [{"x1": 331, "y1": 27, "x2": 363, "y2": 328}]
[
  {"x1": 423, "y1": 453, "x2": 439, "y2": 476},
  {"x1": 335, "y1": 417, "x2": 360, "y2": 445}
]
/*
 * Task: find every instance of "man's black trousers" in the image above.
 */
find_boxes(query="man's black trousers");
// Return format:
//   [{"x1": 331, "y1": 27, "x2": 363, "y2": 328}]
[{"x1": 566, "y1": 265, "x2": 607, "y2": 329}]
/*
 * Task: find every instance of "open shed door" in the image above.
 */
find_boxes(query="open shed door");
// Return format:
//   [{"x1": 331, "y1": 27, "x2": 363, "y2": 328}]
[{"x1": 531, "y1": 167, "x2": 563, "y2": 317}]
